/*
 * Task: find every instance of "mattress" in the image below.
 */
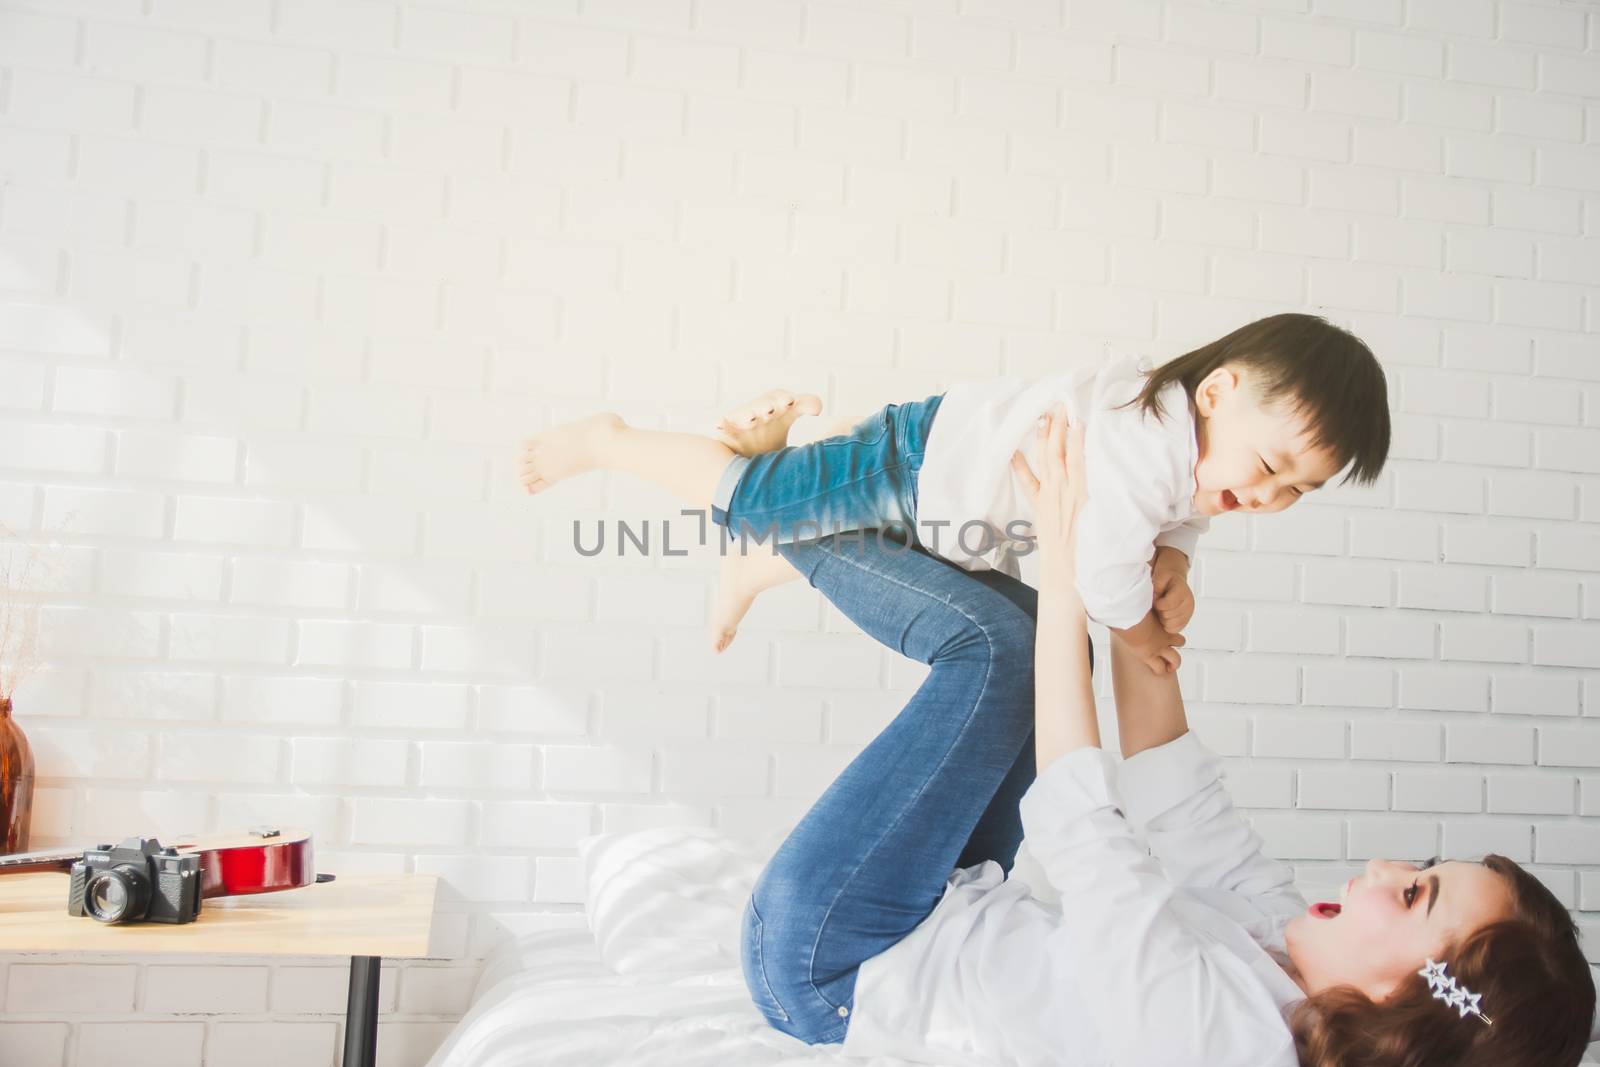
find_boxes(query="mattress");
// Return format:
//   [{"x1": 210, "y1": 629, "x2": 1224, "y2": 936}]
[
  {"x1": 422, "y1": 826, "x2": 1600, "y2": 1067},
  {"x1": 423, "y1": 825, "x2": 948, "y2": 1067},
  {"x1": 422, "y1": 926, "x2": 934, "y2": 1067}
]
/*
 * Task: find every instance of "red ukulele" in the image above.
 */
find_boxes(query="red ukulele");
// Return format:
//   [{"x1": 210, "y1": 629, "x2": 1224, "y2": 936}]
[{"x1": 0, "y1": 826, "x2": 325, "y2": 898}]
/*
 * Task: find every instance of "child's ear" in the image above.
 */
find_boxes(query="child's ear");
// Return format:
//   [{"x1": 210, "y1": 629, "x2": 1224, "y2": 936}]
[{"x1": 1194, "y1": 365, "x2": 1239, "y2": 417}]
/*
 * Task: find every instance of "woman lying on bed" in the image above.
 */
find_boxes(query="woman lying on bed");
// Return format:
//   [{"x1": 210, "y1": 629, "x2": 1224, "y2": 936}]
[{"x1": 740, "y1": 409, "x2": 1593, "y2": 1067}]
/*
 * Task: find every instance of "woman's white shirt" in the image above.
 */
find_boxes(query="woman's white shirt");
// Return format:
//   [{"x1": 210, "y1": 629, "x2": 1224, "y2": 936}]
[{"x1": 840, "y1": 732, "x2": 1308, "y2": 1067}]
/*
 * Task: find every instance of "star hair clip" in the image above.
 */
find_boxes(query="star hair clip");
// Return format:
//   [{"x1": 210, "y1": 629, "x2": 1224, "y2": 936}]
[{"x1": 1418, "y1": 959, "x2": 1493, "y2": 1027}]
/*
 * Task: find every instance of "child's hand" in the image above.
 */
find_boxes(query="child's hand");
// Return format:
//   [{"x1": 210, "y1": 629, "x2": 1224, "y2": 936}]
[
  {"x1": 1111, "y1": 611, "x2": 1185, "y2": 676},
  {"x1": 1151, "y1": 548, "x2": 1195, "y2": 634}
]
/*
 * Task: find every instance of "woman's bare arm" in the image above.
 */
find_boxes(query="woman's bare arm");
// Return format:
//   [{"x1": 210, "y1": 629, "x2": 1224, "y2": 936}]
[
  {"x1": 1108, "y1": 633, "x2": 1189, "y2": 759},
  {"x1": 1009, "y1": 409, "x2": 1099, "y2": 773}
]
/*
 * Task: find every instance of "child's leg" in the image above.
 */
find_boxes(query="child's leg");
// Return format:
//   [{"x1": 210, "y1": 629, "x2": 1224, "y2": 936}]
[
  {"x1": 518, "y1": 391, "x2": 829, "y2": 503},
  {"x1": 710, "y1": 547, "x2": 800, "y2": 653}
]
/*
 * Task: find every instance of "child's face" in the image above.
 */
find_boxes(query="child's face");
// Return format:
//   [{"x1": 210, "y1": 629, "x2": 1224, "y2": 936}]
[{"x1": 1190, "y1": 364, "x2": 1343, "y2": 518}]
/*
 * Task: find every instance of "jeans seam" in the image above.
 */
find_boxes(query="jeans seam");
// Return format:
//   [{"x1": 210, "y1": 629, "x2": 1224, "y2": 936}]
[
  {"x1": 746, "y1": 898, "x2": 792, "y2": 1024},
  {"x1": 730, "y1": 461, "x2": 911, "y2": 529},
  {"x1": 798, "y1": 544, "x2": 1009, "y2": 1017}
]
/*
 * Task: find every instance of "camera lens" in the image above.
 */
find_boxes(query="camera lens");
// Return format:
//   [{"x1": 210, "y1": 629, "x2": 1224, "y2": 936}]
[{"x1": 84, "y1": 865, "x2": 149, "y2": 924}]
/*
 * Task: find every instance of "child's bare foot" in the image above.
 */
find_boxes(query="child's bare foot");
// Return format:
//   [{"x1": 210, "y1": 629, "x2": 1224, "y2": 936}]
[
  {"x1": 710, "y1": 547, "x2": 802, "y2": 652},
  {"x1": 519, "y1": 412, "x2": 625, "y2": 495},
  {"x1": 714, "y1": 389, "x2": 823, "y2": 457}
]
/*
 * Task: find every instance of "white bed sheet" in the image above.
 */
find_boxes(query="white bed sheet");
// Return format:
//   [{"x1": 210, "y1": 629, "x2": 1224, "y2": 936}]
[
  {"x1": 421, "y1": 826, "x2": 1600, "y2": 1067},
  {"x1": 422, "y1": 926, "x2": 941, "y2": 1067}
]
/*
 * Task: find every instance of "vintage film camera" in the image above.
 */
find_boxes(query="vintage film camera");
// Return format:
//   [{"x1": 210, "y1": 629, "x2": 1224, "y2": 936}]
[{"x1": 66, "y1": 837, "x2": 202, "y2": 924}]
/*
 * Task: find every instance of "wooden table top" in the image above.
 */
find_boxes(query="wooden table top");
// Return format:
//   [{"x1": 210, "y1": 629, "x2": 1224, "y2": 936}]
[{"x1": 0, "y1": 871, "x2": 438, "y2": 958}]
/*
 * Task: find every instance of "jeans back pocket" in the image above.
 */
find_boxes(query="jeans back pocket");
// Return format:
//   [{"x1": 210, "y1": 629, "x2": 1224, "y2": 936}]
[{"x1": 740, "y1": 897, "x2": 792, "y2": 1026}]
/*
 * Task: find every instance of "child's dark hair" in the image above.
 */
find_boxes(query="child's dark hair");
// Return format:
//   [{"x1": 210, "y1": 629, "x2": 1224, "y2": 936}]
[
  {"x1": 1291, "y1": 855, "x2": 1596, "y2": 1067},
  {"x1": 1132, "y1": 312, "x2": 1391, "y2": 485}
]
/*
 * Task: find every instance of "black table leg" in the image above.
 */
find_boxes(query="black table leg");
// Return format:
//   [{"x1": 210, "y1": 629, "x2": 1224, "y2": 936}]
[{"x1": 344, "y1": 955, "x2": 381, "y2": 1067}]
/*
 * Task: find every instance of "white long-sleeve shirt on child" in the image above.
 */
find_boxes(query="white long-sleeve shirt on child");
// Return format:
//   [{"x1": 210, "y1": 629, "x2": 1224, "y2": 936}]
[
  {"x1": 915, "y1": 354, "x2": 1208, "y2": 630},
  {"x1": 839, "y1": 732, "x2": 1308, "y2": 1067}
]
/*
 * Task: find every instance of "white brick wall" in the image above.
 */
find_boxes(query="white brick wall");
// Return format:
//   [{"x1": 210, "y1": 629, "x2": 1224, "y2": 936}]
[{"x1": 0, "y1": 0, "x2": 1596, "y2": 1063}]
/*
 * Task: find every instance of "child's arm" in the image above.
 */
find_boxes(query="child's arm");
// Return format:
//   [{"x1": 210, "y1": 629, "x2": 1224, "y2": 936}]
[
  {"x1": 1150, "y1": 545, "x2": 1195, "y2": 635},
  {"x1": 1110, "y1": 609, "x2": 1184, "y2": 675}
]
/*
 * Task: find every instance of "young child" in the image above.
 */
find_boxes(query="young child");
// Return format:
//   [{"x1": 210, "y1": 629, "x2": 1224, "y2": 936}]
[{"x1": 519, "y1": 313, "x2": 1391, "y2": 673}]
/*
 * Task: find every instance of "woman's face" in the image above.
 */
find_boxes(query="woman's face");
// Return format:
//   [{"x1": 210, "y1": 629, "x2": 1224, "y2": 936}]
[{"x1": 1284, "y1": 858, "x2": 1513, "y2": 1000}]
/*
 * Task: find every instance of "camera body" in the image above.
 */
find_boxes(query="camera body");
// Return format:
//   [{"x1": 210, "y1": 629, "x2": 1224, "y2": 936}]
[{"x1": 66, "y1": 837, "x2": 201, "y2": 924}]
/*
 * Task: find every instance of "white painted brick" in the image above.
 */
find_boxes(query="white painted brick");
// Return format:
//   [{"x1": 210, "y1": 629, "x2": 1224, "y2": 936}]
[
  {"x1": 8, "y1": 69, "x2": 137, "y2": 133},
  {"x1": 77, "y1": 1023, "x2": 203, "y2": 1064},
  {"x1": 1494, "y1": 673, "x2": 1581, "y2": 718},
  {"x1": 230, "y1": 558, "x2": 351, "y2": 610},
  {"x1": 419, "y1": 741, "x2": 535, "y2": 790},
  {"x1": 1441, "y1": 521, "x2": 1530, "y2": 567},
  {"x1": 1488, "y1": 471, "x2": 1576, "y2": 520},
  {"x1": 1537, "y1": 527, "x2": 1599, "y2": 571},
  {"x1": 1254, "y1": 715, "x2": 1345, "y2": 759},
  {"x1": 1534, "y1": 625, "x2": 1600, "y2": 669},
  {"x1": 1536, "y1": 824, "x2": 1600, "y2": 865},
  {"x1": 1247, "y1": 609, "x2": 1340, "y2": 655},
  {"x1": 169, "y1": 613, "x2": 290, "y2": 664},
  {"x1": 1494, "y1": 574, "x2": 1580, "y2": 618},
  {"x1": 157, "y1": 731, "x2": 279, "y2": 783},
  {"x1": 1299, "y1": 768, "x2": 1389, "y2": 809},
  {"x1": 292, "y1": 737, "x2": 408, "y2": 787},
  {"x1": 98, "y1": 548, "x2": 225, "y2": 601},
  {"x1": 1496, "y1": 278, "x2": 1583, "y2": 331},
  {"x1": 1347, "y1": 818, "x2": 1436, "y2": 860},
  {"x1": 116, "y1": 429, "x2": 237, "y2": 483},
  {"x1": 0, "y1": 1023, "x2": 67, "y2": 1066},
  {"x1": 42, "y1": 486, "x2": 164, "y2": 538},
  {"x1": 223, "y1": 676, "x2": 343, "y2": 727},
  {"x1": 5, "y1": 964, "x2": 137, "y2": 1013},
  {"x1": 542, "y1": 745, "x2": 652, "y2": 794},
  {"x1": 479, "y1": 801, "x2": 593, "y2": 848},
  {"x1": 1350, "y1": 720, "x2": 1441, "y2": 762},
  {"x1": 415, "y1": 854, "x2": 531, "y2": 902},
  {"x1": 84, "y1": 21, "x2": 207, "y2": 83},
  {"x1": 1220, "y1": 764, "x2": 1294, "y2": 809},
  {"x1": 244, "y1": 440, "x2": 363, "y2": 492},
  {"x1": 352, "y1": 797, "x2": 472, "y2": 847},
  {"x1": 351, "y1": 680, "x2": 472, "y2": 732},
  {"x1": 1251, "y1": 813, "x2": 1343, "y2": 859},
  {"x1": 270, "y1": 963, "x2": 396, "y2": 1014},
  {"x1": 39, "y1": 606, "x2": 161, "y2": 661},
  {"x1": 1443, "y1": 819, "x2": 1533, "y2": 861},
  {"x1": 298, "y1": 620, "x2": 414, "y2": 671},
  {"x1": 1439, "y1": 619, "x2": 1528, "y2": 664},
  {"x1": 1394, "y1": 770, "x2": 1480, "y2": 813},
  {"x1": 1488, "y1": 772, "x2": 1575, "y2": 815},
  {"x1": 1493, "y1": 187, "x2": 1580, "y2": 235},
  {"x1": 301, "y1": 496, "x2": 418, "y2": 556},
  {"x1": 662, "y1": 744, "x2": 771, "y2": 795},
  {"x1": 144, "y1": 965, "x2": 268, "y2": 1013},
  {"x1": 1446, "y1": 722, "x2": 1535, "y2": 765},
  {"x1": 1302, "y1": 560, "x2": 1392, "y2": 606},
  {"x1": 1213, "y1": 152, "x2": 1305, "y2": 205},
  {"x1": 207, "y1": 1023, "x2": 336, "y2": 1067},
  {"x1": 1501, "y1": 3, "x2": 1587, "y2": 47},
  {"x1": 1354, "y1": 29, "x2": 1442, "y2": 77},
  {"x1": 1350, "y1": 514, "x2": 1436, "y2": 561},
  {"x1": 1495, "y1": 379, "x2": 1580, "y2": 426},
  {"x1": 1343, "y1": 613, "x2": 1433, "y2": 659},
  {"x1": 1401, "y1": 667, "x2": 1490, "y2": 712}
]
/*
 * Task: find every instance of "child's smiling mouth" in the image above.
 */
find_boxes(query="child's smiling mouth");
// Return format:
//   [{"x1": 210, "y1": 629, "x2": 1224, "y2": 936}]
[{"x1": 1219, "y1": 489, "x2": 1240, "y2": 512}]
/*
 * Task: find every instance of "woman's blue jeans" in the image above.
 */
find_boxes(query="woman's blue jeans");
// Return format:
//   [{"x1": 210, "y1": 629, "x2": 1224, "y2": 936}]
[{"x1": 739, "y1": 533, "x2": 1086, "y2": 1046}]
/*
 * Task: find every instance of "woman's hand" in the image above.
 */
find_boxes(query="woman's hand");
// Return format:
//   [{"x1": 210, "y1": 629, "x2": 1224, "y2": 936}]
[{"x1": 1010, "y1": 406, "x2": 1087, "y2": 576}]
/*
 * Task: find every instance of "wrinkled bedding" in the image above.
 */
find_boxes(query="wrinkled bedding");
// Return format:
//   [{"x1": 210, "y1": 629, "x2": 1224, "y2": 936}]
[
  {"x1": 422, "y1": 826, "x2": 1600, "y2": 1067},
  {"x1": 422, "y1": 926, "x2": 933, "y2": 1067},
  {"x1": 424, "y1": 825, "x2": 946, "y2": 1067}
]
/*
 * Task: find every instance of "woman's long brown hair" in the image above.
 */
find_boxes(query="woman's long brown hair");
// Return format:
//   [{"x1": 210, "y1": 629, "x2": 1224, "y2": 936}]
[{"x1": 1291, "y1": 855, "x2": 1595, "y2": 1067}]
